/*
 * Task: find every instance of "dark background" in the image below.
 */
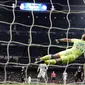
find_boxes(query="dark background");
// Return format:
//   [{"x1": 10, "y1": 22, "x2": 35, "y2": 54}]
[{"x1": 0, "y1": 0, "x2": 85, "y2": 70}]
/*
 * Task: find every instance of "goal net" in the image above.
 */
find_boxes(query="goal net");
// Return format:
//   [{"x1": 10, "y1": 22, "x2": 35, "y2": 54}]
[{"x1": 0, "y1": 0, "x2": 85, "y2": 85}]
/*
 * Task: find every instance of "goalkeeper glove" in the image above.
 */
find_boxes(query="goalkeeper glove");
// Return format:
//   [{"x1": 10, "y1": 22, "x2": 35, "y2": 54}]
[{"x1": 55, "y1": 39, "x2": 59, "y2": 43}]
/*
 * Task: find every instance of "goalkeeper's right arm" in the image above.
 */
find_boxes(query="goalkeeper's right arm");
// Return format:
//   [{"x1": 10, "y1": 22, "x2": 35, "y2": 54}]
[{"x1": 55, "y1": 38, "x2": 72, "y2": 43}]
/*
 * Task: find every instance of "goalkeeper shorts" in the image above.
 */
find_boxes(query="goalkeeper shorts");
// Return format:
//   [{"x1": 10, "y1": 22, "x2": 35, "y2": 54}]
[{"x1": 58, "y1": 49, "x2": 78, "y2": 64}]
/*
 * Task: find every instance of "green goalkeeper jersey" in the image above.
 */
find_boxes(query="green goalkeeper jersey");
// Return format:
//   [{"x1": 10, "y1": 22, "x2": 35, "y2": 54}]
[
  {"x1": 71, "y1": 39, "x2": 85, "y2": 56},
  {"x1": 59, "y1": 39, "x2": 85, "y2": 64}
]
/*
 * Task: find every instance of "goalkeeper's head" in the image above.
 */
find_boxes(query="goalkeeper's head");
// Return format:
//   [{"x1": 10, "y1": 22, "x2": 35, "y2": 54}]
[{"x1": 81, "y1": 34, "x2": 85, "y2": 41}]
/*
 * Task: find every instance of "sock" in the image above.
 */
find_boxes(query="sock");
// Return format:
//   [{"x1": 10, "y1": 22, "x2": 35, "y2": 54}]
[
  {"x1": 45, "y1": 59, "x2": 56, "y2": 65},
  {"x1": 40, "y1": 55, "x2": 51, "y2": 61}
]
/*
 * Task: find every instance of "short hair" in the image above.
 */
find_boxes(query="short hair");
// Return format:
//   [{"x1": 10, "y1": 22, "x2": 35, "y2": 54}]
[{"x1": 81, "y1": 34, "x2": 85, "y2": 41}]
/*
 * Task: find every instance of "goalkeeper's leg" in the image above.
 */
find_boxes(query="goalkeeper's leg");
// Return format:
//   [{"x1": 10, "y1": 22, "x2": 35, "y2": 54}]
[
  {"x1": 44, "y1": 58, "x2": 62, "y2": 65},
  {"x1": 40, "y1": 54, "x2": 60, "y2": 60},
  {"x1": 35, "y1": 54, "x2": 60, "y2": 64}
]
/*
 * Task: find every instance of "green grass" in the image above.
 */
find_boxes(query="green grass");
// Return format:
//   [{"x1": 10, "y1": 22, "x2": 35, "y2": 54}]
[
  {"x1": 0, "y1": 84, "x2": 61, "y2": 85},
  {"x1": 0, "y1": 84, "x2": 58, "y2": 85},
  {"x1": 0, "y1": 83, "x2": 84, "y2": 85},
  {"x1": 0, "y1": 83, "x2": 51, "y2": 85}
]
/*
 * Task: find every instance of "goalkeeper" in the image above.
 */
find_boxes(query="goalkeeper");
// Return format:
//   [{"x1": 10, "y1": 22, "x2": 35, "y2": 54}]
[{"x1": 35, "y1": 34, "x2": 85, "y2": 65}]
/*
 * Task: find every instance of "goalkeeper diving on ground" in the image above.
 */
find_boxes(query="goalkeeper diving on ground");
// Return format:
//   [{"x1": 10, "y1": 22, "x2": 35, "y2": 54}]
[{"x1": 35, "y1": 34, "x2": 85, "y2": 65}]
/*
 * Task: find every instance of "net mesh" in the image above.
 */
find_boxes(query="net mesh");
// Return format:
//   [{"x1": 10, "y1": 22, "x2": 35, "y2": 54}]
[{"x1": 0, "y1": 0, "x2": 85, "y2": 84}]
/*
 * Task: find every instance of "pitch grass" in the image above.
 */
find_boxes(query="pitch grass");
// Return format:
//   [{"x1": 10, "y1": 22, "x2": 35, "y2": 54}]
[
  {"x1": 0, "y1": 84, "x2": 63, "y2": 85},
  {"x1": 0, "y1": 84, "x2": 64, "y2": 85},
  {"x1": 0, "y1": 83, "x2": 84, "y2": 85}
]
